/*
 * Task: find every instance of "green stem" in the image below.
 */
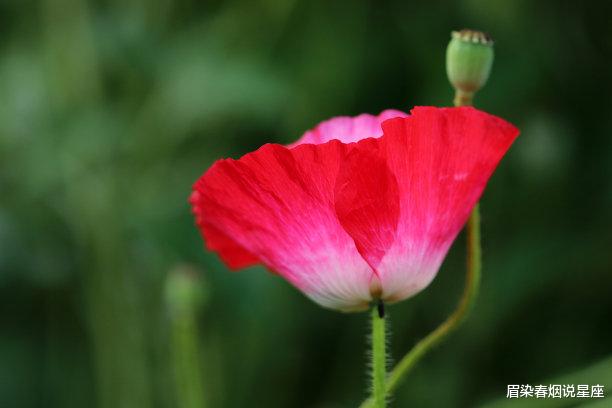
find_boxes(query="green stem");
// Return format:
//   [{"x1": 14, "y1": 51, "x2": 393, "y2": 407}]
[
  {"x1": 371, "y1": 301, "x2": 387, "y2": 408},
  {"x1": 171, "y1": 311, "x2": 206, "y2": 408},
  {"x1": 359, "y1": 91, "x2": 482, "y2": 408}
]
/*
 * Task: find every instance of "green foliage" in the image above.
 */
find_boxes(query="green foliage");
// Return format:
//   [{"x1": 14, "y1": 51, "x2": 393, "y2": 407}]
[{"x1": 0, "y1": 1, "x2": 611, "y2": 407}]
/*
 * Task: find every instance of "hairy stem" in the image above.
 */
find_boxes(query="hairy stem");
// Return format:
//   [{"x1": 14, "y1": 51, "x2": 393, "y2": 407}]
[{"x1": 371, "y1": 301, "x2": 387, "y2": 408}]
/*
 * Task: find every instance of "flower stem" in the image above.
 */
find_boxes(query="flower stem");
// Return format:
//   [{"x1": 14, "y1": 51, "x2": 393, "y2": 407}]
[
  {"x1": 371, "y1": 300, "x2": 387, "y2": 408},
  {"x1": 359, "y1": 91, "x2": 482, "y2": 408}
]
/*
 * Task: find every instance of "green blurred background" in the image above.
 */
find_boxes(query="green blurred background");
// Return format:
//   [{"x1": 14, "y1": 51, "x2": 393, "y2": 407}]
[{"x1": 1, "y1": 0, "x2": 611, "y2": 407}]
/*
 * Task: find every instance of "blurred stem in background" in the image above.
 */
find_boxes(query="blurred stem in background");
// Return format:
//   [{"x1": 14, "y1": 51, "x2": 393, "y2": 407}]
[
  {"x1": 360, "y1": 29, "x2": 494, "y2": 408},
  {"x1": 165, "y1": 265, "x2": 207, "y2": 408}
]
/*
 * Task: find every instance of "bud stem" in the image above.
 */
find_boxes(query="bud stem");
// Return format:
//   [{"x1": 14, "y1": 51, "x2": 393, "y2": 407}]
[{"x1": 453, "y1": 90, "x2": 474, "y2": 107}]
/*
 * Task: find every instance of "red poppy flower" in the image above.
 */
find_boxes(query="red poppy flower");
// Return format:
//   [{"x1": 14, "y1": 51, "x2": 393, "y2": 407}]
[{"x1": 190, "y1": 107, "x2": 519, "y2": 311}]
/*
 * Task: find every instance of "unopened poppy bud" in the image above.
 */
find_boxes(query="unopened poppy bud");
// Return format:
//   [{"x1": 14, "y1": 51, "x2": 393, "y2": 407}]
[
  {"x1": 165, "y1": 264, "x2": 206, "y2": 316},
  {"x1": 446, "y1": 29, "x2": 494, "y2": 105}
]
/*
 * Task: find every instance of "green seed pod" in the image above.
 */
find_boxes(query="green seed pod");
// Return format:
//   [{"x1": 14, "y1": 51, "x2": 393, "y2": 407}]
[{"x1": 446, "y1": 29, "x2": 494, "y2": 104}]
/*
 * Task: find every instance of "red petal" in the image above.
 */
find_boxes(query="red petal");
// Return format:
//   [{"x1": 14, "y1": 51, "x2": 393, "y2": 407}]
[
  {"x1": 190, "y1": 191, "x2": 261, "y2": 269},
  {"x1": 203, "y1": 224, "x2": 260, "y2": 269},
  {"x1": 192, "y1": 142, "x2": 375, "y2": 310},
  {"x1": 334, "y1": 138, "x2": 400, "y2": 277},
  {"x1": 374, "y1": 106, "x2": 519, "y2": 301}
]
